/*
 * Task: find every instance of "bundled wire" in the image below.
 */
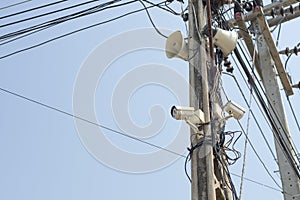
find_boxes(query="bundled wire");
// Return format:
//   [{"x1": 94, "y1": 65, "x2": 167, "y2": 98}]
[
  {"x1": 0, "y1": 0, "x2": 176, "y2": 59},
  {"x1": 222, "y1": 131, "x2": 242, "y2": 165},
  {"x1": 214, "y1": 145, "x2": 240, "y2": 200},
  {"x1": 0, "y1": 0, "x2": 126, "y2": 42},
  {"x1": 184, "y1": 140, "x2": 205, "y2": 183}
]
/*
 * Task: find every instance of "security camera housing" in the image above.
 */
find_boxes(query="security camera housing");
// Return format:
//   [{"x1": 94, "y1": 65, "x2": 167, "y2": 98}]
[
  {"x1": 171, "y1": 106, "x2": 205, "y2": 124},
  {"x1": 224, "y1": 100, "x2": 246, "y2": 120}
]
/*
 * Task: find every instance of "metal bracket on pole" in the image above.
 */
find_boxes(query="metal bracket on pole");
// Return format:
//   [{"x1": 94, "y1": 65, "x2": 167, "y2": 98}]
[{"x1": 255, "y1": 6, "x2": 294, "y2": 96}]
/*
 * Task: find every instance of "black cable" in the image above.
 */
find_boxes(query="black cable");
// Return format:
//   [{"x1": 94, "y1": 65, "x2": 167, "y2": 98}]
[
  {"x1": 184, "y1": 140, "x2": 205, "y2": 183},
  {"x1": 234, "y1": 47, "x2": 300, "y2": 178},
  {"x1": 0, "y1": 1, "x2": 167, "y2": 59},
  {"x1": 230, "y1": 172, "x2": 282, "y2": 192},
  {"x1": 224, "y1": 131, "x2": 242, "y2": 165},
  {"x1": 184, "y1": 153, "x2": 192, "y2": 182},
  {"x1": 163, "y1": 1, "x2": 180, "y2": 15},
  {"x1": 219, "y1": 13, "x2": 300, "y2": 177},
  {"x1": 0, "y1": 0, "x2": 105, "y2": 28},
  {"x1": 276, "y1": 23, "x2": 282, "y2": 47},
  {"x1": 284, "y1": 54, "x2": 292, "y2": 70},
  {"x1": 222, "y1": 72, "x2": 278, "y2": 163},
  {"x1": 0, "y1": 0, "x2": 68, "y2": 19},
  {"x1": 214, "y1": 148, "x2": 239, "y2": 200},
  {"x1": 143, "y1": 0, "x2": 180, "y2": 15},
  {"x1": 0, "y1": 25, "x2": 53, "y2": 46},
  {"x1": 0, "y1": 0, "x2": 32, "y2": 11},
  {"x1": 0, "y1": 0, "x2": 176, "y2": 46},
  {"x1": 0, "y1": 86, "x2": 186, "y2": 158},
  {"x1": 287, "y1": 97, "x2": 300, "y2": 133},
  {"x1": 138, "y1": 0, "x2": 168, "y2": 38},
  {"x1": 0, "y1": 0, "x2": 127, "y2": 42},
  {"x1": 234, "y1": 39, "x2": 300, "y2": 162},
  {"x1": 222, "y1": 85, "x2": 283, "y2": 190},
  {"x1": 230, "y1": 51, "x2": 275, "y2": 137},
  {"x1": 0, "y1": 86, "x2": 286, "y2": 193}
]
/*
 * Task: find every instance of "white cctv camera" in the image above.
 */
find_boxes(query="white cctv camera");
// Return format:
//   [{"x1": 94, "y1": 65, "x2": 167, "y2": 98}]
[
  {"x1": 171, "y1": 106, "x2": 205, "y2": 124},
  {"x1": 224, "y1": 100, "x2": 246, "y2": 120}
]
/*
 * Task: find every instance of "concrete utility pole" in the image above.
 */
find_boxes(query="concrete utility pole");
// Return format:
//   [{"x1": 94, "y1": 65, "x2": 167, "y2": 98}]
[
  {"x1": 188, "y1": 0, "x2": 230, "y2": 199},
  {"x1": 254, "y1": 5, "x2": 300, "y2": 199}
]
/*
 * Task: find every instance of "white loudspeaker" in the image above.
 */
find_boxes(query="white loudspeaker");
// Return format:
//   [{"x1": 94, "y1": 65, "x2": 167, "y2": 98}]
[
  {"x1": 213, "y1": 28, "x2": 238, "y2": 56},
  {"x1": 165, "y1": 31, "x2": 188, "y2": 61}
]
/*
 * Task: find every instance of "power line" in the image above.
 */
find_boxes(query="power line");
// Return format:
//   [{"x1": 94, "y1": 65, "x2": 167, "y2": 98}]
[
  {"x1": 221, "y1": 12, "x2": 300, "y2": 180},
  {"x1": 234, "y1": 45, "x2": 300, "y2": 178},
  {"x1": 221, "y1": 85, "x2": 283, "y2": 190},
  {"x1": 287, "y1": 97, "x2": 300, "y2": 133},
  {"x1": 0, "y1": 0, "x2": 127, "y2": 42},
  {"x1": 222, "y1": 72, "x2": 278, "y2": 163},
  {"x1": 0, "y1": 0, "x2": 67, "y2": 19},
  {"x1": 0, "y1": 0, "x2": 105, "y2": 28},
  {"x1": 0, "y1": 0, "x2": 32, "y2": 11},
  {"x1": 138, "y1": 0, "x2": 168, "y2": 38},
  {"x1": 0, "y1": 86, "x2": 288, "y2": 194},
  {"x1": 230, "y1": 172, "x2": 282, "y2": 192},
  {"x1": 0, "y1": 1, "x2": 167, "y2": 59},
  {"x1": 234, "y1": 40, "x2": 300, "y2": 165},
  {"x1": 143, "y1": 0, "x2": 180, "y2": 15},
  {"x1": 239, "y1": 86, "x2": 253, "y2": 200},
  {"x1": 0, "y1": 86, "x2": 186, "y2": 158},
  {"x1": 0, "y1": 0, "x2": 178, "y2": 46},
  {"x1": 0, "y1": 0, "x2": 134, "y2": 45}
]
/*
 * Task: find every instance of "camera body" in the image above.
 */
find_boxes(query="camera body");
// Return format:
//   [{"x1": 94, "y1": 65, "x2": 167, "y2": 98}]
[
  {"x1": 224, "y1": 100, "x2": 246, "y2": 120},
  {"x1": 171, "y1": 106, "x2": 205, "y2": 124}
]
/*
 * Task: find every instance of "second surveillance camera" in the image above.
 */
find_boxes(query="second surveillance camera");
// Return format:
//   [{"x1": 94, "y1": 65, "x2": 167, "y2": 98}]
[{"x1": 224, "y1": 100, "x2": 246, "y2": 120}]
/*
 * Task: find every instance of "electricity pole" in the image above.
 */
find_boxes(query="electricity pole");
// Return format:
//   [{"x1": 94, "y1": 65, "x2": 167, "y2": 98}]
[
  {"x1": 188, "y1": 0, "x2": 230, "y2": 199},
  {"x1": 254, "y1": 5, "x2": 300, "y2": 200},
  {"x1": 230, "y1": 0, "x2": 300, "y2": 199},
  {"x1": 188, "y1": 0, "x2": 214, "y2": 198}
]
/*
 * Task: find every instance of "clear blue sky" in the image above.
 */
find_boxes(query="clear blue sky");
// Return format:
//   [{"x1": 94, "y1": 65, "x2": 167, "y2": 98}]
[{"x1": 1, "y1": 0, "x2": 300, "y2": 199}]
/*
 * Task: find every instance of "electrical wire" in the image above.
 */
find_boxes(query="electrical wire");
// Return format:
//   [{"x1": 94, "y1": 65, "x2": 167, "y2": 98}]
[
  {"x1": 0, "y1": 0, "x2": 32, "y2": 11},
  {"x1": 184, "y1": 140, "x2": 206, "y2": 183},
  {"x1": 0, "y1": 0, "x2": 67, "y2": 19},
  {"x1": 142, "y1": 0, "x2": 180, "y2": 15},
  {"x1": 239, "y1": 87, "x2": 253, "y2": 200},
  {"x1": 0, "y1": 86, "x2": 286, "y2": 194},
  {"x1": 220, "y1": 13, "x2": 300, "y2": 178},
  {"x1": 0, "y1": 0, "x2": 104, "y2": 28},
  {"x1": 235, "y1": 40, "x2": 300, "y2": 159},
  {"x1": 286, "y1": 97, "x2": 300, "y2": 133},
  {"x1": 0, "y1": 0, "x2": 178, "y2": 46},
  {"x1": 0, "y1": 0, "x2": 127, "y2": 42},
  {"x1": 214, "y1": 147, "x2": 239, "y2": 200},
  {"x1": 230, "y1": 172, "x2": 282, "y2": 192},
  {"x1": 221, "y1": 85, "x2": 283, "y2": 190},
  {"x1": 222, "y1": 72, "x2": 278, "y2": 163},
  {"x1": 184, "y1": 153, "x2": 192, "y2": 182},
  {"x1": 233, "y1": 46, "x2": 300, "y2": 178},
  {"x1": 223, "y1": 131, "x2": 242, "y2": 165},
  {"x1": 0, "y1": 1, "x2": 167, "y2": 59},
  {"x1": 0, "y1": 86, "x2": 186, "y2": 158},
  {"x1": 138, "y1": 0, "x2": 168, "y2": 38},
  {"x1": 275, "y1": 23, "x2": 282, "y2": 47}
]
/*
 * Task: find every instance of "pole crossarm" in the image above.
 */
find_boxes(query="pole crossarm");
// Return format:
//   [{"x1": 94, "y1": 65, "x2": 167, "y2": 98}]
[
  {"x1": 268, "y1": 7, "x2": 300, "y2": 27},
  {"x1": 227, "y1": 0, "x2": 299, "y2": 27},
  {"x1": 255, "y1": 6, "x2": 294, "y2": 96}
]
